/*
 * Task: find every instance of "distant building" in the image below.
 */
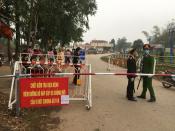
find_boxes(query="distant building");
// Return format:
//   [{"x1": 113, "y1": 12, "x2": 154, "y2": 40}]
[
  {"x1": 151, "y1": 44, "x2": 164, "y2": 49},
  {"x1": 90, "y1": 40, "x2": 111, "y2": 47},
  {"x1": 150, "y1": 44, "x2": 164, "y2": 56},
  {"x1": 78, "y1": 43, "x2": 88, "y2": 49},
  {"x1": 90, "y1": 40, "x2": 112, "y2": 53},
  {"x1": 84, "y1": 43, "x2": 91, "y2": 50},
  {"x1": 77, "y1": 40, "x2": 113, "y2": 53}
]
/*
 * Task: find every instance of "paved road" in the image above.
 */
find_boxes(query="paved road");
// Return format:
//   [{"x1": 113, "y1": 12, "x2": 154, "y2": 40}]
[{"x1": 52, "y1": 54, "x2": 175, "y2": 131}]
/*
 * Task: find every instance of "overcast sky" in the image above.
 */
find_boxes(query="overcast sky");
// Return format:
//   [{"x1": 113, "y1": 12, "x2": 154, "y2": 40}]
[{"x1": 83, "y1": 0, "x2": 175, "y2": 43}]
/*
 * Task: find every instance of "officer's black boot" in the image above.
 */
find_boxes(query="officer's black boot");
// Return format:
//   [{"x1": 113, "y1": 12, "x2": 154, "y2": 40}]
[
  {"x1": 137, "y1": 95, "x2": 146, "y2": 99},
  {"x1": 148, "y1": 97, "x2": 156, "y2": 102},
  {"x1": 128, "y1": 97, "x2": 137, "y2": 101}
]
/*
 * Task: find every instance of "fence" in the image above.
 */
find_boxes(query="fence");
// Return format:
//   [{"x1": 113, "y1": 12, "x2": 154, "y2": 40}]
[
  {"x1": 107, "y1": 54, "x2": 128, "y2": 71},
  {"x1": 106, "y1": 54, "x2": 175, "y2": 72}
]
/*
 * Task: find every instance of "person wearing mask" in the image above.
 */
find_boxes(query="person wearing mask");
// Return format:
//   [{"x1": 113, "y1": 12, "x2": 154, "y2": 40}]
[
  {"x1": 126, "y1": 48, "x2": 137, "y2": 101},
  {"x1": 27, "y1": 46, "x2": 33, "y2": 54},
  {"x1": 57, "y1": 48, "x2": 64, "y2": 72},
  {"x1": 79, "y1": 48, "x2": 85, "y2": 64},
  {"x1": 137, "y1": 44, "x2": 156, "y2": 102},
  {"x1": 32, "y1": 44, "x2": 42, "y2": 61},
  {"x1": 57, "y1": 48, "x2": 64, "y2": 64},
  {"x1": 72, "y1": 47, "x2": 81, "y2": 85},
  {"x1": 33, "y1": 44, "x2": 42, "y2": 55},
  {"x1": 65, "y1": 49, "x2": 71, "y2": 64},
  {"x1": 48, "y1": 47, "x2": 54, "y2": 62}
]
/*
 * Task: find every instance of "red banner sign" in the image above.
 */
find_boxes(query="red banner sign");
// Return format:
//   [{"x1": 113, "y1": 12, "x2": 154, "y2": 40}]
[{"x1": 20, "y1": 77, "x2": 69, "y2": 108}]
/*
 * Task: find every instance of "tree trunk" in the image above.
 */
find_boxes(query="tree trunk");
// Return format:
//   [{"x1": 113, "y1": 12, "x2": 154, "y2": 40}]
[
  {"x1": 27, "y1": 0, "x2": 34, "y2": 47},
  {"x1": 7, "y1": 40, "x2": 11, "y2": 61},
  {"x1": 15, "y1": 0, "x2": 20, "y2": 60},
  {"x1": 33, "y1": 12, "x2": 38, "y2": 46},
  {"x1": 27, "y1": 20, "x2": 32, "y2": 46},
  {"x1": 5, "y1": 4, "x2": 12, "y2": 62},
  {"x1": 41, "y1": 35, "x2": 47, "y2": 53}
]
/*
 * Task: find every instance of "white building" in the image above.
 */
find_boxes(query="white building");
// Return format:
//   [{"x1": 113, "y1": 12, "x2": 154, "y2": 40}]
[
  {"x1": 90, "y1": 40, "x2": 112, "y2": 53},
  {"x1": 90, "y1": 40, "x2": 111, "y2": 48}
]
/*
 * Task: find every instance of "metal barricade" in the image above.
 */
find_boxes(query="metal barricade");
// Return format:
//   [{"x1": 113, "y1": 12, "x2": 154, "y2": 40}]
[
  {"x1": 8, "y1": 54, "x2": 92, "y2": 111},
  {"x1": 107, "y1": 56, "x2": 117, "y2": 71},
  {"x1": 19, "y1": 53, "x2": 87, "y2": 65},
  {"x1": 107, "y1": 54, "x2": 128, "y2": 71}
]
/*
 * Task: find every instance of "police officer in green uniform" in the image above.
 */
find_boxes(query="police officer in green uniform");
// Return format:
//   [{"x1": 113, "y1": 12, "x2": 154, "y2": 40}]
[{"x1": 137, "y1": 44, "x2": 156, "y2": 102}]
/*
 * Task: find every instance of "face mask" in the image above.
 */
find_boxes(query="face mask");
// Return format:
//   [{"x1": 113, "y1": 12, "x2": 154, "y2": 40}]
[{"x1": 144, "y1": 50, "x2": 150, "y2": 55}]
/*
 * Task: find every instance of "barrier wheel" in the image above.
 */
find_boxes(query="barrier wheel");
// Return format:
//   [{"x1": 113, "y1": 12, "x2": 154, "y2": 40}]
[{"x1": 86, "y1": 105, "x2": 91, "y2": 110}]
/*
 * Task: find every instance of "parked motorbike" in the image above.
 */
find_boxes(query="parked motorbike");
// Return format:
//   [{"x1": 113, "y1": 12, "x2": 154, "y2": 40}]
[
  {"x1": 162, "y1": 70, "x2": 175, "y2": 88},
  {"x1": 0, "y1": 54, "x2": 5, "y2": 66},
  {"x1": 0, "y1": 56, "x2": 2, "y2": 66}
]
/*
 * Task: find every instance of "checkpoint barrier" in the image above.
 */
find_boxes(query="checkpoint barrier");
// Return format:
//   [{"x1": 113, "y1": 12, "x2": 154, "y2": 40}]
[
  {"x1": 1, "y1": 64, "x2": 175, "y2": 114},
  {"x1": 2, "y1": 53, "x2": 175, "y2": 114},
  {"x1": 7, "y1": 54, "x2": 92, "y2": 112}
]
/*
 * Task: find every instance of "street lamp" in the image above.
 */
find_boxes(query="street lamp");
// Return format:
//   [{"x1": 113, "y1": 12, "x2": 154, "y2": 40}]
[{"x1": 167, "y1": 22, "x2": 175, "y2": 64}]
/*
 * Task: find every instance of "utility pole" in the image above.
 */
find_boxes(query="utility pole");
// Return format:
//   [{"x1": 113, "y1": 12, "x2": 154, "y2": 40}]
[{"x1": 168, "y1": 22, "x2": 175, "y2": 64}]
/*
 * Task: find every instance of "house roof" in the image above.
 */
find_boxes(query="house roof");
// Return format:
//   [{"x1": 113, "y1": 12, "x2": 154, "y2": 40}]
[
  {"x1": 150, "y1": 44, "x2": 164, "y2": 49},
  {"x1": 90, "y1": 40, "x2": 108, "y2": 43}
]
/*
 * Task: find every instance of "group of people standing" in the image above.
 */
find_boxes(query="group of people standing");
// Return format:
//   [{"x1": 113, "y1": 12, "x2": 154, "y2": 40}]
[
  {"x1": 25, "y1": 45, "x2": 85, "y2": 65},
  {"x1": 24, "y1": 45, "x2": 85, "y2": 86},
  {"x1": 126, "y1": 44, "x2": 156, "y2": 102}
]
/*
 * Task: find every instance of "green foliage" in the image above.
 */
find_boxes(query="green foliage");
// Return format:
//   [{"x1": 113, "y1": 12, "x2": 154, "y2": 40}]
[
  {"x1": 141, "y1": 23, "x2": 174, "y2": 47},
  {"x1": 116, "y1": 37, "x2": 131, "y2": 52},
  {"x1": 160, "y1": 29, "x2": 168, "y2": 47},
  {"x1": 152, "y1": 25, "x2": 161, "y2": 44},
  {"x1": 132, "y1": 39, "x2": 143, "y2": 52},
  {"x1": 142, "y1": 30, "x2": 151, "y2": 43},
  {"x1": 110, "y1": 39, "x2": 115, "y2": 45},
  {"x1": 109, "y1": 38, "x2": 115, "y2": 51},
  {"x1": 33, "y1": 0, "x2": 97, "y2": 48},
  {"x1": 1, "y1": 0, "x2": 97, "y2": 52}
]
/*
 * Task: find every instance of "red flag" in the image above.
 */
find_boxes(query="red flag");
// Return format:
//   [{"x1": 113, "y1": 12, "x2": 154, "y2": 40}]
[{"x1": 0, "y1": 20, "x2": 13, "y2": 40}]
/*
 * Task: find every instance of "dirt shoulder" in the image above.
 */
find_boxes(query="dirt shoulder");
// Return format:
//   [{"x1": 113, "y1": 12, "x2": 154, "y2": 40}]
[{"x1": 0, "y1": 66, "x2": 61, "y2": 131}]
